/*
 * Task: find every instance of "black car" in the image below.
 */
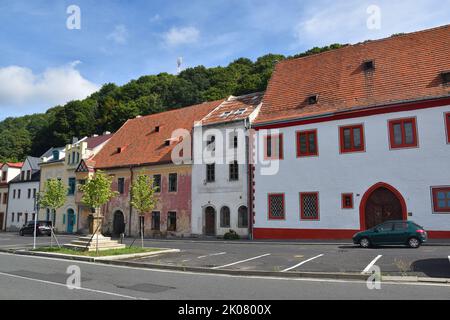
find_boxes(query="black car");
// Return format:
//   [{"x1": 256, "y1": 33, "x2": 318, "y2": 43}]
[{"x1": 19, "y1": 221, "x2": 53, "y2": 236}]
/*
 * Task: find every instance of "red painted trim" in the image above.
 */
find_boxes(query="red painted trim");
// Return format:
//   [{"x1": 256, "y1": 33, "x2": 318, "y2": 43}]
[
  {"x1": 253, "y1": 228, "x2": 450, "y2": 240},
  {"x1": 253, "y1": 228, "x2": 358, "y2": 240},
  {"x1": 263, "y1": 134, "x2": 284, "y2": 160},
  {"x1": 300, "y1": 192, "x2": 320, "y2": 221},
  {"x1": 254, "y1": 97, "x2": 450, "y2": 130},
  {"x1": 268, "y1": 193, "x2": 285, "y2": 220},
  {"x1": 342, "y1": 193, "x2": 354, "y2": 209},
  {"x1": 359, "y1": 182, "x2": 408, "y2": 230},
  {"x1": 431, "y1": 187, "x2": 450, "y2": 213},
  {"x1": 296, "y1": 129, "x2": 318, "y2": 157},
  {"x1": 388, "y1": 117, "x2": 418, "y2": 149},
  {"x1": 445, "y1": 112, "x2": 450, "y2": 144},
  {"x1": 339, "y1": 124, "x2": 365, "y2": 153},
  {"x1": 427, "y1": 231, "x2": 450, "y2": 239}
]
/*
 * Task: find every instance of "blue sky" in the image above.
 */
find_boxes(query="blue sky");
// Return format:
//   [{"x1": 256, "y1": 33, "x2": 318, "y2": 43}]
[{"x1": 0, "y1": 0, "x2": 449, "y2": 119}]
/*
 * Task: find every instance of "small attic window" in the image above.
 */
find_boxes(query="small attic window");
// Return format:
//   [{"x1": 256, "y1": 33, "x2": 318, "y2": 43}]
[
  {"x1": 155, "y1": 126, "x2": 160, "y2": 133},
  {"x1": 220, "y1": 111, "x2": 232, "y2": 118},
  {"x1": 441, "y1": 71, "x2": 450, "y2": 85},
  {"x1": 165, "y1": 140, "x2": 171, "y2": 146},
  {"x1": 363, "y1": 60, "x2": 375, "y2": 71},
  {"x1": 234, "y1": 108, "x2": 247, "y2": 115},
  {"x1": 117, "y1": 147, "x2": 123, "y2": 154},
  {"x1": 307, "y1": 95, "x2": 318, "y2": 105}
]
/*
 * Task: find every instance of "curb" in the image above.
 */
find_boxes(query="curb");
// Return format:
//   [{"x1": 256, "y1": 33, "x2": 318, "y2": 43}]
[
  {"x1": 1, "y1": 248, "x2": 180, "y2": 263},
  {"x1": 2, "y1": 248, "x2": 449, "y2": 284}
]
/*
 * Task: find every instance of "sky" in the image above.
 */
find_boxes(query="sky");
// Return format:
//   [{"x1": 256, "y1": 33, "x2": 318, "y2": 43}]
[{"x1": 0, "y1": 0, "x2": 449, "y2": 120}]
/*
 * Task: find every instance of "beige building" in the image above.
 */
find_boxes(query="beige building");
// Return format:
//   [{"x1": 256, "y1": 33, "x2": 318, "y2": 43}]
[{"x1": 38, "y1": 134, "x2": 111, "y2": 234}]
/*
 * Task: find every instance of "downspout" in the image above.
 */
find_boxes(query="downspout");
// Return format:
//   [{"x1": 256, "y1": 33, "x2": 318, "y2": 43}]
[
  {"x1": 128, "y1": 166, "x2": 134, "y2": 236},
  {"x1": 245, "y1": 118, "x2": 254, "y2": 240}
]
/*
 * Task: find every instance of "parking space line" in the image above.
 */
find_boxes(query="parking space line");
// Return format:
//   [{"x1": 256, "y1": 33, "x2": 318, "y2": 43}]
[
  {"x1": 361, "y1": 255, "x2": 383, "y2": 274},
  {"x1": 281, "y1": 254, "x2": 324, "y2": 273},
  {"x1": 212, "y1": 254, "x2": 271, "y2": 270},
  {"x1": 197, "y1": 252, "x2": 227, "y2": 259},
  {"x1": 0, "y1": 271, "x2": 146, "y2": 300}
]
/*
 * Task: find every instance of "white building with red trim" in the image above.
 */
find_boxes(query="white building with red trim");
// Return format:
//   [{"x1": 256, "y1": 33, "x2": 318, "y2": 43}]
[{"x1": 251, "y1": 25, "x2": 450, "y2": 239}]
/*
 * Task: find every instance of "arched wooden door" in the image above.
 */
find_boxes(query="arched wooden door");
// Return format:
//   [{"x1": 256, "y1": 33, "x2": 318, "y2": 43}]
[
  {"x1": 361, "y1": 183, "x2": 407, "y2": 230},
  {"x1": 113, "y1": 211, "x2": 125, "y2": 236},
  {"x1": 204, "y1": 207, "x2": 216, "y2": 236}
]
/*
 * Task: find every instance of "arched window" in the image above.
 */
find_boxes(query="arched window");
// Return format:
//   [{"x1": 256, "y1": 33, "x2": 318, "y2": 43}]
[
  {"x1": 238, "y1": 206, "x2": 248, "y2": 228},
  {"x1": 220, "y1": 206, "x2": 230, "y2": 228}
]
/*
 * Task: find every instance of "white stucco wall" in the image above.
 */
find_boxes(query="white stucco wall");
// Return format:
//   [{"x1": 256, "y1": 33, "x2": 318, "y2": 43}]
[
  {"x1": 6, "y1": 160, "x2": 39, "y2": 231},
  {"x1": 191, "y1": 121, "x2": 250, "y2": 237},
  {"x1": 254, "y1": 105, "x2": 450, "y2": 233}
]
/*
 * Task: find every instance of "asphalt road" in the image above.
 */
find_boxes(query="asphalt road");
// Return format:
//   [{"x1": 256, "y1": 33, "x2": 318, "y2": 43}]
[
  {"x1": 1, "y1": 232, "x2": 450, "y2": 278},
  {"x1": 1, "y1": 251, "x2": 450, "y2": 300}
]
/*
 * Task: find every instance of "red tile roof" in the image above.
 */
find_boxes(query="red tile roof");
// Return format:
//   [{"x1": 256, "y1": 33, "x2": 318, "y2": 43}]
[
  {"x1": 255, "y1": 24, "x2": 450, "y2": 125},
  {"x1": 200, "y1": 92, "x2": 264, "y2": 126},
  {"x1": 93, "y1": 100, "x2": 224, "y2": 169},
  {"x1": 85, "y1": 134, "x2": 113, "y2": 149},
  {"x1": 5, "y1": 162, "x2": 23, "y2": 169}
]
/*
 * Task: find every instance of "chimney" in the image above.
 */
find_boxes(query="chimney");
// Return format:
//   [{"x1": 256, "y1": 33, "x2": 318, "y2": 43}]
[{"x1": 103, "y1": 131, "x2": 111, "y2": 135}]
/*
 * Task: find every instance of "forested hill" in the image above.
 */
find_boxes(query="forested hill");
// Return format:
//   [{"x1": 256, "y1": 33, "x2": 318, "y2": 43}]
[{"x1": 0, "y1": 44, "x2": 345, "y2": 162}]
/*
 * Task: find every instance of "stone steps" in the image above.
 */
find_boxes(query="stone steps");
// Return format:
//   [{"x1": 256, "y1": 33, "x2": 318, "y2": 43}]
[{"x1": 64, "y1": 234, "x2": 126, "y2": 252}]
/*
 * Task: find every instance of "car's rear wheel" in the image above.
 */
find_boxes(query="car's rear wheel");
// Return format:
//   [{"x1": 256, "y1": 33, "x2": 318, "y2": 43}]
[
  {"x1": 359, "y1": 237, "x2": 371, "y2": 248},
  {"x1": 408, "y1": 237, "x2": 421, "y2": 249}
]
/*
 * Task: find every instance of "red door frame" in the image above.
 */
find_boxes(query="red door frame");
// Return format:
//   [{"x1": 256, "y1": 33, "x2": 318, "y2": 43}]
[{"x1": 359, "y1": 182, "x2": 407, "y2": 230}]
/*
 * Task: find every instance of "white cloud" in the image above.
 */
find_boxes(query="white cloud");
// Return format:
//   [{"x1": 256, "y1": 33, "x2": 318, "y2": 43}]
[
  {"x1": 107, "y1": 25, "x2": 129, "y2": 45},
  {"x1": 0, "y1": 62, "x2": 99, "y2": 114},
  {"x1": 163, "y1": 26, "x2": 200, "y2": 47}
]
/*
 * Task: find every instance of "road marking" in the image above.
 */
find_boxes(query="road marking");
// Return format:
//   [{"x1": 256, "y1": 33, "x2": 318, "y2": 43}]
[
  {"x1": 448, "y1": 256, "x2": 450, "y2": 264},
  {"x1": 212, "y1": 254, "x2": 271, "y2": 269},
  {"x1": 198, "y1": 252, "x2": 227, "y2": 259},
  {"x1": 0, "y1": 271, "x2": 146, "y2": 300},
  {"x1": 1, "y1": 252, "x2": 449, "y2": 288},
  {"x1": 362, "y1": 255, "x2": 383, "y2": 274},
  {"x1": 281, "y1": 254, "x2": 324, "y2": 272}
]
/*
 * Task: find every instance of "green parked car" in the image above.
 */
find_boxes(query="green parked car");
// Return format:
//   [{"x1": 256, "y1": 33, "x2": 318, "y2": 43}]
[{"x1": 353, "y1": 221, "x2": 427, "y2": 249}]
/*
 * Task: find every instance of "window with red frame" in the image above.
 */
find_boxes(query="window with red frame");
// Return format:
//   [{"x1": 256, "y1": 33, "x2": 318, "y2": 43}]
[
  {"x1": 297, "y1": 130, "x2": 318, "y2": 157},
  {"x1": 389, "y1": 118, "x2": 418, "y2": 149},
  {"x1": 268, "y1": 194, "x2": 285, "y2": 220},
  {"x1": 446, "y1": 113, "x2": 450, "y2": 143},
  {"x1": 264, "y1": 134, "x2": 283, "y2": 160},
  {"x1": 340, "y1": 125, "x2": 365, "y2": 153},
  {"x1": 300, "y1": 192, "x2": 319, "y2": 220},
  {"x1": 432, "y1": 187, "x2": 450, "y2": 213},
  {"x1": 342, "y1": 193, "x2": 354, "y2": 209}
]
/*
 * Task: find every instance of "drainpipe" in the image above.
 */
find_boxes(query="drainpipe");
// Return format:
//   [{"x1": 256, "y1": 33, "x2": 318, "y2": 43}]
[
  {"x1": 128, "y1": 166, "x2": 134, "y2": 236},
  {"x1": 245, "y1": 121, "x2": 254, "y2": 240}
]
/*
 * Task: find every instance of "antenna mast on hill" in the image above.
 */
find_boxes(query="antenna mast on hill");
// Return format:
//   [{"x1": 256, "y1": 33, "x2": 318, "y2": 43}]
[{"x1": 177, "y1": 57, "x2": 183, "y2": 74}]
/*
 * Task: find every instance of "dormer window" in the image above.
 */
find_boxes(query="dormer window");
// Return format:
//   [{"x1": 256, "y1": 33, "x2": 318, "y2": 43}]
[
  {"x1": 441, "y1": 71, "x2": 450, "y2": 85},
  {"x1": 165, "y1": 140, "x2": 171, "y2": 146},
  {"x1": 363, "y1": 60, "x2": 375, "y2": 71},
  {"x1": 117, "y1": 147, "x2": 123, "y2": 154},
  {"x1": 234, "y1": 108, "x2": 247, "y2": 116},
  {"x1": 52, "y1": 150, "x2": 60, "y2": 161},
  {"x1": 155, "y1": 126, "x2": 160, "y2": 133},
  {"x1": 307, "y1": 95, "x2": 318, "y2": 105}
]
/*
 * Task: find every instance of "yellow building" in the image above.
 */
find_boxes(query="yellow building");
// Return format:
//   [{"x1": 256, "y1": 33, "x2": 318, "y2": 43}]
[{"x1": 39, "y1": 134, "x2": 111, "y2": 234}]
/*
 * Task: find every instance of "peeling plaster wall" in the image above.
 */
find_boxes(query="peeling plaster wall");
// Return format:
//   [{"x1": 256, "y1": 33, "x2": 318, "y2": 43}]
[{"x1": 102, "y1": 164, "x2": 192, "y2": 237}]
